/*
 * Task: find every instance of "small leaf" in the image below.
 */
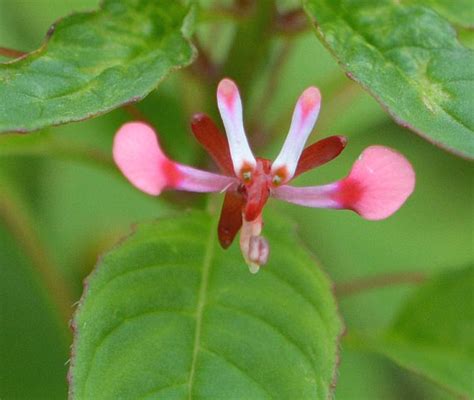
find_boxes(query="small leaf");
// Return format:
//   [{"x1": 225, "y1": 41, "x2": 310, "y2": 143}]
[
  {"x1": 69, "y1": 210, "x2": 343, "y2": 399},
  {"x1": 303, "y1": 0, "x2": 474, "y2": 159},
  {"x1": 0, "y1": 0, "x2": 195, "y2": 133},
  {"x1": 367, "y1": 265, "x2": 474, "y2": 397}
]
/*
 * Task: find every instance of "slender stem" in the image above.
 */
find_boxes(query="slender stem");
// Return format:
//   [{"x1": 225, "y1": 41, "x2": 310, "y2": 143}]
[
  {"x1": 335, "y1": 271, "x2": 427, "y2": 297},
  {"x1": 0, "y1": 46, "x2": 27, "y2": 59},
  {"x1": 315, "y1": 79, "x2": 361, "y2": 133},
  {"x1": 274, "y1": 9, "x2": 309, "y2": 36},
  {"x1": 188, "y1": 39, "x2": 220, "y2": 84},
  {"x1": 122, "y1": 104, "x2": 152, "y2": 124},
  {"x1": 248, "y1": 39, "x2": 292, "y2": 145},
  {"x1": 0, "y1": 184, "x2": 74, "y2": 332},
  {"x1": 200, "y1": 1, "x2": 254, "y2": 23},
  {"x1": 222, "y1": 1, "x2": 276, "y2": 94},
  {"x1": 0, "y1": 134, "x2": 116, "y2": 175}
]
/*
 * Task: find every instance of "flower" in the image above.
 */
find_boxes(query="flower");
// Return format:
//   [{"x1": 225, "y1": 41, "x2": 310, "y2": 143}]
[{"x1": 113, "y1": 78, "x2": 415, "y2": 273}]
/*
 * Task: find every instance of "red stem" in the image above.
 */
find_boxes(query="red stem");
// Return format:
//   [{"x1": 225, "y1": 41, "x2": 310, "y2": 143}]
[
  {"x1": 335, "y1": 271, "x2": 427, "y2": 297},
  {"x1": 0, "y1": 47, "x2": 27, "y2": 59}
]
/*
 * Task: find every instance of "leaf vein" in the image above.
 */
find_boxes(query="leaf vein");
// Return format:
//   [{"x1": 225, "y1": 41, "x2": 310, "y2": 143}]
[
  {"x1": 200, "y1": 346, "x2": 273, "y2": 399},
  {"x1": 187, "y1": 218, "x2": 216, "y2": 398},
  {"x1": 213, "y1": 303, "x2": 319, "y2": 379},
  {"x1": 82, "y1": 309, "x2": 192, "y2": 397}
]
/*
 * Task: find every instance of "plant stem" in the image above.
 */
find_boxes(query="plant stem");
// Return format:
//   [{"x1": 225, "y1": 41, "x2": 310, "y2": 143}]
[
  {"x1": 315, "y1": 79, "x2": 361, "y2": 133},
  {"x1": 274, "y1": 9, "x2": 309, "y2": 36},
  {"x1": 0, "y1": 183, "x2": 74, "y2": 333},
  {"x1": 0, "y1": 46, "x2": 27, "y2": 59},
  {"x1": 248, "y1": 38, "x2": 292, "y2": 146},
  {"x1": 0, "y1": 134, "x2": 116, "y2": 175},
  {"x1": 223, "y1": 0, "x2": 276, "y2": 94},
  {"x1": 335, "y1": 271, "x2": 427, "y2": 297},
  {"x1": 122, "y1": 104, "x2": 153, "y2": 124},
  {"x1": 200, "y1": 0, "x2": 254, "y2": 23},
  {"x1": 188, "y1": 39, "x2": 220, "y2": 84}
]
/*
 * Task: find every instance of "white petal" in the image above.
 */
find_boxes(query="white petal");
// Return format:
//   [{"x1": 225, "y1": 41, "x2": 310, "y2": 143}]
[
  {"x1": 272, "y1": 183, "x2": 340, "y2": 208},
  {"x1": 217, "y1": 78, "x2": 256, "y2": 177},
  {"x1": 174, "y1": 164, "x2": 237, "y2": 193},
  {"x1": 272, "y1": 87, "x2": 321, "y2": 182}
]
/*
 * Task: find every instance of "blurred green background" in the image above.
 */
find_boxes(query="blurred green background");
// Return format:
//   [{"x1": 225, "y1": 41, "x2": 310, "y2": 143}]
[{"x1": 0, "y1": 0, "x2": 472, "y2": 398}]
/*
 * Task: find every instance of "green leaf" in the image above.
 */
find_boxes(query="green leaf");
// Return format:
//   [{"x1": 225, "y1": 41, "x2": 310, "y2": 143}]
[
  {"x1": 303, "y1": 0, "x2": 474, "y2": 159},
  {"x1": 365, "y1": 265, "x2": 474, "y2": 397},
  {"x1": 0, "y1": 0, "x2": 195, "y2": 133},
  {"x1": 69, "y1": 210, "x2": 342, "y2": 399},
  {"x1": 404, "y1": 0, "x2": 474, "y2": 29}
]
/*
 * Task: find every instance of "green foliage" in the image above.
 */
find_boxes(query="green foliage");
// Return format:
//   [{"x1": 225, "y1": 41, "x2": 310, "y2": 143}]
[
  {"x1": 69, "y1": 211, "x2": 342, "y2": 399},
  {"x1": 1, "y1": 1, "x2": 472, "y2": 398},
  {"x1": 404, "y1": 0, "x2": 474, "y2": 28},
  {"x1": 303, "y1": 0, "x2": 474, "y2": 159},
  {"x1": 366, "y1": 265, "x2": 474, "y2": 397},
  {"x1": 0, "y1": 174, "x2": 69, "y2": 399},
  {"x1": 0, "y1": 0, "x2": 195, "y2": 133}
]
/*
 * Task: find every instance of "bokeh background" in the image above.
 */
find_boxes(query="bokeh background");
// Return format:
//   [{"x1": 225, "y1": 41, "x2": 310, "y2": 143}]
[{"x1": 0, "y1": 0, "x2": 472, "y2": 398}]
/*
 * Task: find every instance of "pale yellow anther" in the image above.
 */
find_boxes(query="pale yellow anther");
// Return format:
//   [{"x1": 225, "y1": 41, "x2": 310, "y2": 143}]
[{"x1": 242, "y1": 171, "x2": 252, "y2": 182}]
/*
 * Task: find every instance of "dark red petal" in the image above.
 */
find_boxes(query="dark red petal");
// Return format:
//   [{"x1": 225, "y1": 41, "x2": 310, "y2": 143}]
[
  {"x1": 218, "y1": 190, "x2": 244, "y2": 249},
  {"x1": 294, "y1": 135, "x2": 347, "y2": 178},
  {"x1": 191, "y1": 113, "x2": 235, "y2": 176}
]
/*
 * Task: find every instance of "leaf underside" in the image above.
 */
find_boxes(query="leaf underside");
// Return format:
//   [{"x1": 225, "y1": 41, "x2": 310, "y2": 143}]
[
  {"x1": 303, "y1": 0, "x2": 474, "y2": 159},
  {"x1": 69, "y1": 211, "x2": 343, "y2": 400},
  {"x1": 371, "y1": 265, "x2": 474, "y2": 398},
  {"x1": 0, "y1": 0, "x2": 195, "y2": 133}
]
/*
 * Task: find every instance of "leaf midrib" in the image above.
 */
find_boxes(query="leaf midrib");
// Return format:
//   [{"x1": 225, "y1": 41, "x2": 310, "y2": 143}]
[{"x1": 187, "y1": 216, "x2": 216, "y2": 399}]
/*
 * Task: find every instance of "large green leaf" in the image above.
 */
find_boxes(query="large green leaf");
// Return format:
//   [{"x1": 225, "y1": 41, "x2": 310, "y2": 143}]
[
  {"x1": 69, "y1": 210, "x2": 342, "y2": 399},
  {"x1": 0, "y1": 0, "x2": 195, "y2": 133},
  {"x1": 404, "y1": 0, "x2": 474, "y2": 29},
  {"x1": 364, "y1": 265, "x2": 474, "y2": 397},
  {"x1": 303, "y1": 0, "x2": 474, "y2": 159}
]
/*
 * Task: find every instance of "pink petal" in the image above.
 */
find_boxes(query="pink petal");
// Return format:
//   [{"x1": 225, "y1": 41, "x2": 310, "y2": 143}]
[
  {"x1": 217, "y1": 78, "x2": 256, "y2": 177},
  {"x1": 272, "y1": 146, "x2": 415, "y2": 220},
  {"x1": 271, "y1": 87, "x2": 321, "y2": 183},
  {"x1": 113, "y1": 122, "x2": 170, "y2": 195},
  {"x1": 336, "y1": 145, "x2": 415, "y2": 220},
  {"x1": 113, "y1": 122, "x2": 236, "y2": 195}
]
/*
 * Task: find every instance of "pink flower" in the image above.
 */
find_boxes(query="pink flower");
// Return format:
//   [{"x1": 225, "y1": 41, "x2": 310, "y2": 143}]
[{"x1": 113, "y1": 78, "x2": 415, "y2": 273}]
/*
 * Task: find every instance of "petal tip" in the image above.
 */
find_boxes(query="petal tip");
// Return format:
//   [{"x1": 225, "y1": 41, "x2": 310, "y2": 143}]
[
  {"x1": 338, "y1": 135, "x2": 348, "y2": 147},
  {"x1": 217, "y1": 78, "x2": 238, "y2": 107},
  {"x1": 340, "y1": 145, "x2": 415, "y2": 220},
  {"x1": 113, "y1": 122, "x2": 168, "y2": 196},
  {"x1": 300, "y1": 87, "x2": 321, "y2": 116},
  {"x1": 191, "y1": 112, "x2": 206, "y2": 125}
]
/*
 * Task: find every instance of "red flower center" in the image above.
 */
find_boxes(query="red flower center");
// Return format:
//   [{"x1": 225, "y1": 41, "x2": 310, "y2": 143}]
[{"x1": 242, "y1": 158, "x2": 273, "y2": 221}]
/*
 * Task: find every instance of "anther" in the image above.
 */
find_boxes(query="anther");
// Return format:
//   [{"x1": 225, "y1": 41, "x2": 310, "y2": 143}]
[
  {"x1": 242, "y1": 170, "x2": 252, "y2": 182},
  {"x1": 272, "y1": 175, "x2": 282, "y2": 186}
]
